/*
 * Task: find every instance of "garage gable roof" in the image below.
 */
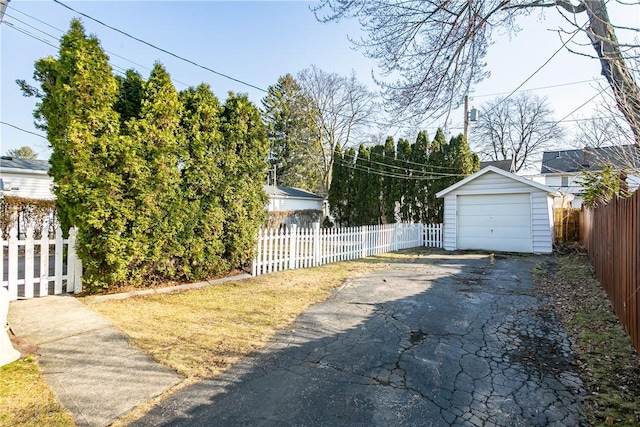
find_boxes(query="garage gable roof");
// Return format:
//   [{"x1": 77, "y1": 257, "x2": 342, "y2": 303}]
[{"x1": 436, "y1": 165, "x2": 556, "y2": 198}]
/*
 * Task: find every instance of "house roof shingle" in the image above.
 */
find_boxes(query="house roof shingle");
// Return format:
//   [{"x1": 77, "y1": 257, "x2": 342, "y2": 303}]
[
  {"x1": 263, "y1": 185, "x2": 323, "y2": 199},
  {"x1": 479, "y1": 159, "x2": 513, "y2": 172},
  {"x1": 540, "y1": 145, "x2": 640, "y2": 174},
  {"x1": 0, "y1": 156, "x2": 49, "y2": 172}
]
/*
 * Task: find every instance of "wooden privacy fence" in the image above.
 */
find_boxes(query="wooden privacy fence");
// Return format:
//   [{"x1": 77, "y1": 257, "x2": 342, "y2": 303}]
[
  {"x1": 252, "y1": 223, "x2": 442, "y2": 276},
  {"x1": 1, "y1": 227, "x2": 83, "y2": 301},
  {"x1": 580, "y1": 192, "x2": 640, "y2": 354}
]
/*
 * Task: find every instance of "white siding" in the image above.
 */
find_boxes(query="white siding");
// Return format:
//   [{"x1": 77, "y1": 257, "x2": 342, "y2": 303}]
[
  {"x1": 442, "y1": 195, "x2": 456, "y2": 250},
  {"x1": 449, "y1": 172, "x2": 538, "y2": 195},
  {"x1": 531, "y1": 192, "x2": 554, "y2": 254},
  {"x1": 440, "y1": 170, "x2": 553, "y2": 254},
  {"x1": 267, "y1": 196, "x2": 322, "y2": 213},
  {"x1": 0, "y1": 171, "x2": 54, "y2": 200}
]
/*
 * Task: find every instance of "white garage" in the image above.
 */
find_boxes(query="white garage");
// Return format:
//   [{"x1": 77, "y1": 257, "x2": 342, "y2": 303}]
[{"x1": 436, "y1": 166, "x2": 556, "y2": 254}]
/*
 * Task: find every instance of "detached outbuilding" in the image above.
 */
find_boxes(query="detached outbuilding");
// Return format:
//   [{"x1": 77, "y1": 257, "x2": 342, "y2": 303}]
[
  {"x1": 263, "y1": 185, "x2": 324, "y2": 228},
  {"x1": 436, "y1": 166, "x2": 556, "y2": 254}
]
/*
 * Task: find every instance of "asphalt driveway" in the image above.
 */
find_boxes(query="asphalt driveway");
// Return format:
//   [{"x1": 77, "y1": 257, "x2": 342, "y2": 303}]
[{"x1": 134, "y1": 253, "x2": 585, "y2": 426}]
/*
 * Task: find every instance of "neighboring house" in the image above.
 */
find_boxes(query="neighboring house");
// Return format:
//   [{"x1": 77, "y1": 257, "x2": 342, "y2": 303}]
[
  {"x1": 0, "y1": 158, "x2": 323, "y2": 227},
  {"x1": 436, "y1": 166, "x2": 556, "y2": 254},
  {"x1": 0, "y1": 156, "x2": 54, "y2": 199},
  {"x1": 541, "y1": 145, "x2": 640, "y2": 207},
  {"x1": 479, "y1": 159, "x2": 514, "y2": 173},
  {"x1": 264, "y1": 185, "x2": 324, "y2": 228}
]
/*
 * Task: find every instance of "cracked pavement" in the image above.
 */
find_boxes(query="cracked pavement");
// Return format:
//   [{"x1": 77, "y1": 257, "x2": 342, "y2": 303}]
[{"x1": 134, "y1": 253, "x2": 585, "y2": 426}]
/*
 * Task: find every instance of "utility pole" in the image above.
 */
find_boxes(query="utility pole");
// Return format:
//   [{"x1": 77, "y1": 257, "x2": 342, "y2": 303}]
[
  {"x1": 0, "y1": 0, "x2": 9, "y2": 25},
  {"x1": 463, "y1": 95, "x2": 478, "y2": 142},
  {"x1": 464, "y1": 95, "x2": 470, "y2": 142}
]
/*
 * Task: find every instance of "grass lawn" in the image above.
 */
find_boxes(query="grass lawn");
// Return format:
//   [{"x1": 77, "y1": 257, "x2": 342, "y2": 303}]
[
  {"x1": 87, "y1": 254, "x2": 404, "y2": 379},
  {"x1": 0, "y1": 355, "x2": 75, "y2": 427}
]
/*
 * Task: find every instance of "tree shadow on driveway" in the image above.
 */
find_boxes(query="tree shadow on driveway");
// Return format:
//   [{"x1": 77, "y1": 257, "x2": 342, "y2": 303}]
[{"x1": 133, "y1": 254, "x2": 585, "y2": 427}]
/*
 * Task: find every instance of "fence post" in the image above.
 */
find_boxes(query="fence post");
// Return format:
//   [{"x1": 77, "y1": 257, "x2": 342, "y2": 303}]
[
  {"x1": 7, "y1": 228, "x2": 18, "y2": 301},
  {"x1": 68, "y1": 227, "x2": 82, "y2": 294},
  {"x1": 24, "y1": 228, "x2": 35, "y2": 299},
  {"x1": 73, "y1": 254, "x2": 83, "y2": 294},
  {"x1": 289, "y1": 224, "x2": 298, "y2": 270},
  {"x1": 312, "y1": 222, "x2": 321, "y2": 266},
  {"x1": 252, "y1": 228, "x2": 261, "y2": 276},
  {"x1": 39, "y1": 226, "x2": 49, "y2": 297},
  {"x1": 54, "y1": 227, "x2": 63, "y2": 295}
]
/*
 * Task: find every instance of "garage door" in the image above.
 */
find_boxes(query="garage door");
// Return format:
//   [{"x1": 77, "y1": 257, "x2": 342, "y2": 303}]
[{"x1": 457, "y1": 193, "x2": 532, "y2": 252}]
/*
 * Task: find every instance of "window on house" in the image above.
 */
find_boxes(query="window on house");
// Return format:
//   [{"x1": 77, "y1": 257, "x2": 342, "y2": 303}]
[{"x1": 561, "y1": 176, "x2": 569, "y2": 187}]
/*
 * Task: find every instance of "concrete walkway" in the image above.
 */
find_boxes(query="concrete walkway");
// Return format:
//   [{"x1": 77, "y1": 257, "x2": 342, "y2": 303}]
[{"x1": 8, "y1": 295, "x2": 182, "y2": 427}]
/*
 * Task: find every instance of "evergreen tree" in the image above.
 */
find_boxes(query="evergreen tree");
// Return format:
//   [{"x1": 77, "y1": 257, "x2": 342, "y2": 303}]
[
  {"x1": 382, "y1": 137, "x2": 398, "y2": 223},
  {"x1": 179, "y1": 84, "x2": 227, "y2": 278},
  {"x1": 114, "y1": 69, "x2": 145, "y2": 130},
  {"x1": 127, "y1": 62, "x2": 185, "y2": 280},
  {"x1": 342, "y1": 147, "x2": 357, "y2": 226},
  {"x1": 220, "y1": 93, "x2": 269, "y2": 268},
  {"x1": 396, "y1": 138, "x2": 412, "y2": 222},
  {"x1": 27, "y1": 19, "x2": 131, "y2": 288},
  {"x1": 352, "y1": 144, "x2": 379, "y2": 225},
  {"x1": 410, "y1": 131, "x2": 431, "y2": 223},
  {"x1": 370, "y1": 144, "x2": 385, "y2": 224},
  {"x1": 424, "y1": 129, "x2": 448, "y2": 224},
  {"x1": 328, "y1": 144, "x2": 348, "y2": 225},
  {"x1": 261, "y1": 74, "x2": 322, "y2": 192}
]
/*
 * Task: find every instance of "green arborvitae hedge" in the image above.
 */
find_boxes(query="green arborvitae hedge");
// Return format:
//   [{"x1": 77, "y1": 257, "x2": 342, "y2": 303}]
[{"x1": 25, "y1": 20, "x2": 269, "y2": 291}]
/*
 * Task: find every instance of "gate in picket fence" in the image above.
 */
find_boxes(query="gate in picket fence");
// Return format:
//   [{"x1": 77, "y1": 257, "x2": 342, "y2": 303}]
[
  {"x1": 1, "y1": 227, "x2": 83, "y2": 301},
  {"x1": 252, "y1": 222, "x2": 442, "y2": 276}
]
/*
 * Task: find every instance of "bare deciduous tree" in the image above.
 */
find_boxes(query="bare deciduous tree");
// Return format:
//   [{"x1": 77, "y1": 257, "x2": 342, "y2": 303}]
[
  {"x1": 474, "y1": 93, "x2": 563, "y2": 172},
  {"x1": 313, "y1": 0, "x2": 640, "y2": 144},
  {"x1": 573, "y1": 88, "x2": 636, "y2": 148},
  {"x1": 297, "y1": 65, "x2": 378, "y2": 195}
]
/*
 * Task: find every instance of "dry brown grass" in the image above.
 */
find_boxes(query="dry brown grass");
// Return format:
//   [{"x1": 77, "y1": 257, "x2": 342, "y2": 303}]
[
  {"x1": 0, "y1": 355, "x2": 75, "y2": 427},
  {"x1": 87, "y1": 255, "x2": 404, "y2": 379}
]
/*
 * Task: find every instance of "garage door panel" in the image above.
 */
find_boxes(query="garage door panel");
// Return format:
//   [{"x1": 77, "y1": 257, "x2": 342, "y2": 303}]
[
  {"x1": 458, "y1": 225, "x2": 529, "y2": 239},
  {"x1": 456, "y1": 236, "x2": 532, "y2": 253},
  {"x1": 458, "y1": 204, "x2": 530, "y2": 217},
  {"x1": 457, "y1": 193, "x2": 529, "y2": 205},
  {"x1": 457, "y1": 214, "x2": 530, "y2": 228},
  {"x1": 457, "y1": 193, "x2": 532, "y2": 253}
]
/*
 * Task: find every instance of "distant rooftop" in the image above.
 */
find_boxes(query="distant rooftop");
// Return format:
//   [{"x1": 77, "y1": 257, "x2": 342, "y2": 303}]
[
  {"x1": 264, "y1": 185, "x2": 323, "y2": 199},
  {"x1": 480, "y1": 159, "x2": 513, "y2": 172},
  {"x1": 0, "y1": 156, "x2": 49, "y2": 172},
  {"x1": 541, "y1": 145, "x2": 640, "y2": 174}
]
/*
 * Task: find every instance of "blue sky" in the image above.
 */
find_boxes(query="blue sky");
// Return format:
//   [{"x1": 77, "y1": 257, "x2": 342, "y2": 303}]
[{"x1": 1, "y1": 0, "x2": 638, "y2": 164}]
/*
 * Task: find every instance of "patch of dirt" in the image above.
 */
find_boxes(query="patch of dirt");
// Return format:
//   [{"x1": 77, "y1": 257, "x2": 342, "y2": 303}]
[
  {"x1": 85, "y1": 269, "x2": 247, "y2": 296},
  {"x1": 534, "y1": 252, "x2": 640, "y2": 425}
]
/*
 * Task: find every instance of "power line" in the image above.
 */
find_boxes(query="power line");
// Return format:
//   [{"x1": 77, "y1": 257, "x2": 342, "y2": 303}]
[
  {"x1": 340, "y1": 151, "x2": 469, "y2": 178},
  {"x1": 4, "y1": 13, "x2": 59, "y2": 42},
  {"x1": 338, "y1": 159, "x2": 469, "y2": 181},
  {"x1": 472, "y1": 78, "x2": 605, "y2": 99},
  {"x1": 0, "y1": 121, "x2": 47, "y2": 139},
  {"x1": 3, "y1": 20, "x2": 58, "y2": 48},
  {"x1": 46, "y1": 2, "x2": 392, "y2": 129},
  {"x1": 7, "y1": 9, "x2": 191, "y2": 88},
  {"x1": 52, "y1": 0, "x2": 268, "y2": 93},
  {"x1": 555, "y1": 87, "x2": 608, "y2": 124}
]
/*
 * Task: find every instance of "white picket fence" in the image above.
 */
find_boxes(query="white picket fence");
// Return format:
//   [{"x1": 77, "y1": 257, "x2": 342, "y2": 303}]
[
  {"x1": 1, "y1": 227, "x2": 83, "y2": 301},
  {"x1": 252, "y1": 222, "x2": 442, "y2": 276}
]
